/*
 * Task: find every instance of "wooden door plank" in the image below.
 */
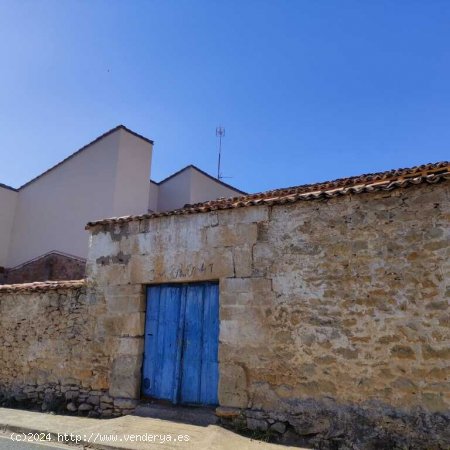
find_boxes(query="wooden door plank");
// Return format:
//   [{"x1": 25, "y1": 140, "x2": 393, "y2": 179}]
[
  {"x1": 180, "y1": 284, "x2": 204, "y2": 404},
  {"x1": 142, "y1": 285, "x2": 161, "y2": 397},
  {"x1": 200, "y1": 283, "x2": 220, "y2": 405},
  {"x1": 172, "y1": 285, "x2": 187, "y2": 403},
  {"x1": 153, "y1": 285, "x2": 182, "y2": 402}
]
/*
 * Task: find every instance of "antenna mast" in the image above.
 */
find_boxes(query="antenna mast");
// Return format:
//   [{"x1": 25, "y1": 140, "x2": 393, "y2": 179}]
[{"x1": 216, "y1": 126, "x2": 225, "y2": 180}]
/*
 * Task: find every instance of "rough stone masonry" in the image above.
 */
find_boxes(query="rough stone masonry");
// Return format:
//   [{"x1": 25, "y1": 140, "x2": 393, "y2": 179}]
[
  {"x1": 86, "y1": 178, "x2": 449, "y2": 448},
  {"x1": 0, "y1": 281, "x2": 137, "y2": 416},
  {"x1": 0, "y1": 171, "x2": 449, "y2": 448}
]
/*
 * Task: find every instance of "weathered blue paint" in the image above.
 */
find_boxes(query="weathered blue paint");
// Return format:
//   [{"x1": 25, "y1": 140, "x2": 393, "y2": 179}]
[
  {"x1": 142, "y1": 282, "x2": 219, "y2": 405},
  {"x1": 199, "y1": 283, "x2": 220, "y2": 405}
]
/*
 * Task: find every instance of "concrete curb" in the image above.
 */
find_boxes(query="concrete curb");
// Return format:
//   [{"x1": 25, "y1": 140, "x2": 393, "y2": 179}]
[{"x1": 0, "y1": 422, "x2": 133, "y2": 450}]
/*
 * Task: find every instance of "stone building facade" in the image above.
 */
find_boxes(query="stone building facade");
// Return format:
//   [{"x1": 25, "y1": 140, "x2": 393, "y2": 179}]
[{"x1": 0, "y1": 161, "x2": 449, "y2": 448}]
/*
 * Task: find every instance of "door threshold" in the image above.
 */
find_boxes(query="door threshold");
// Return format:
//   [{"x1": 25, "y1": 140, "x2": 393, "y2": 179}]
[{"x1": 133, "y1": 401, "x2": 219, "y2": 427}]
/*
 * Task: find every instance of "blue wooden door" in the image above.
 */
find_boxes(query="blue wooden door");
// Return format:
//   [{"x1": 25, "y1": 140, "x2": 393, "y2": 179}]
[{"x1": 142, "y1": 282, "x2": 219, "y2": 405}]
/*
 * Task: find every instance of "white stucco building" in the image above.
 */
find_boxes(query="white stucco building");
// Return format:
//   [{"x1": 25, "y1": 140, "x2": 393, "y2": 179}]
[{"x1": 0, "y1": 125, "x2": 244, "y2": 282}]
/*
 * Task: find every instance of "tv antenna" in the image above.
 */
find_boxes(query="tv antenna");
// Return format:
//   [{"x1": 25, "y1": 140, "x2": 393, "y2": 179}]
[{"x1": 216, "y1": 126, "x2": 225, "y2": 180}]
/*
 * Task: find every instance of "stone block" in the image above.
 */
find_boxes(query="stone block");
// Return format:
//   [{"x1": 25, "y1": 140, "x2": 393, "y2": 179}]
[
  {"x1": 117, "y1": 337, "x2": 144, "y2": 355},
  {"x1": 220, "y1": 307, "x2": 268, "y2": 346},
  {"x1": 113, "y1": 398, "x2": 139, "y2": 409},
  {"x1": 233, "y1": 245, "x2": 253, "y2": 277},
  {"x1": 210, "y1": 249, "x2": 235, "y2": 278},
  {"x1": 219, "y1": 320, "x2": 240, "y2": 345},
  {"x1": 221, "y1": 278, "x2": 252, "y2": 294},
  {"x1": 220, "y1": 305, "x2": 245, "y2": 321},
  {"x1": 422, "y1": 392, "x2": 448, "y2": 411},
  {"x1": 78, "y1": 403, "x2": 93, "y2": 412},
  {"x1": 423, "y1": 345, "x2": 450, "y2": 360},
  {"x1": 390, "y1": 345, "x2": 416, "y2": 359},
  {"x1": 218, "y1": 206, "x2": 269, "y2": 225},
  {"x1": 109, "y1": 355, "x2": 142, "y2": 398},
  {"x1": 247, "y1": 418, "x2": 268, "y2": 431},
  {"x1": 106, "y1": 293, "x2": 145, "y2": 314},
  {"x1": 252, "y1": 243, "x2": 277, "y2": 277},
  {"x1": 66, "y1": 402, "x2": 77, "y2": 412},
  {"x1": 293, "y1": 418, "x2": 331, "y2": 436},
  {"x1": 128, "y1": 255, "x2": 152, "y2": 284},
  {"x1": 206, "y1": 224, "x2": 257, "y2": 248},
  {"x1": 97, "y1": 264, "x2": 131, "y2": 286},
  {"x1": 65, "y1": 391, "x2": 79, "y2": 400},
  {"x1": 270, "y1": 422, "x2": 286, "y2": 434},
  {"x1": 91, "y1": 374, "x2": 109, "y2": 390},
  {"x1": 99, "y1": 313, "x2": 145, "y2": 338},
  {"x1": 218, "y1": 364, "x2": 248, "y2": 408},
  {"x1": 87, "y1": 395, "x2": 100, "y2": 406},
  {"x1": 104, "y1": 284, "x2": 143, "y2": 296}
]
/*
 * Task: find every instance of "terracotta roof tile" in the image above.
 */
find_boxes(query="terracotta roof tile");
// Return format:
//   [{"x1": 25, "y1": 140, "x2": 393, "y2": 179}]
[
  {"x1": 86, "y1": 161, "x2": 449, "y2": 228},
  {"x1": 0, "y1": 279, "x2": 86, "y2": 293}
]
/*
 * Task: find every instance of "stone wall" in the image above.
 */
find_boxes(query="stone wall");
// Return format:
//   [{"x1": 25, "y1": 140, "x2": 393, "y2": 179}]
[
  {"x1": 0, "y1": 178, "x2": 448, "y2": 447},
  {"x1": 86, "y1": 179, "x2": 449, "y2": 448},
  {"x1": 0, "y1": 281, "x2": 137, "y2": 417},
  {"x1": 3, "y1": 252, "x2": 85, "y2": 284}
]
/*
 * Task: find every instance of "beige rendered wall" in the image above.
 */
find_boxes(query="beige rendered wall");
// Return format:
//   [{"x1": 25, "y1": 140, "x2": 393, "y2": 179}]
[
  {"x1": 112, "y1": 129, "x2": 152, "y2": 217},
  {"x1": 0, "y1": 187, "x2": 17, "y2": 267},
  {"x1": 148, "y1": 181, "x2": 159, "y2": 212},
  {"x1": 156, "y1": 167, "x2": 243, "y2": 212},
  {"x1": 190, "y1": 167, "x2": 242, "y2": 203},
  {"x1": 7, "y1": 129, "x2": 152, "y2": 268},
  {"x1": 157, "y1": 168, "x2": 191, "y2": 212}
]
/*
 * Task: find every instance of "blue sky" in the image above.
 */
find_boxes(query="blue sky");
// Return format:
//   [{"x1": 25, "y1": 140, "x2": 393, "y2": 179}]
[{"x1": 0, "y1": 1, "x2": 449, "y2": 193}]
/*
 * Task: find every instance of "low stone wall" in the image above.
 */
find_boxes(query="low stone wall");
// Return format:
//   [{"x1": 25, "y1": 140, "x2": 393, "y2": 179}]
[
  {"x1": 3, "y1": 252, "x2": 85, "y2": 284},
  {"x1": 0, "y1": 281, "x2": 135, "y2": 417},
  {"x1": 217, "y1": 401, "x2": 450, "y2": 449}
]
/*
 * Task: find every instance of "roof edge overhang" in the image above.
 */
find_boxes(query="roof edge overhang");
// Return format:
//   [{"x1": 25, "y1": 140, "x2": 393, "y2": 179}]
[{"x1": 86, "y1": 160, "x2": 449, "y2": 229}]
